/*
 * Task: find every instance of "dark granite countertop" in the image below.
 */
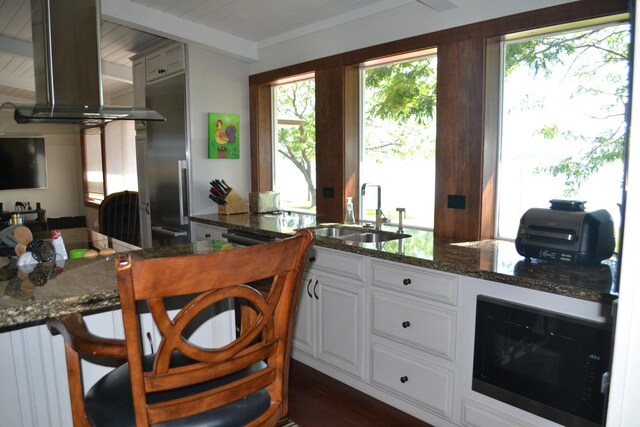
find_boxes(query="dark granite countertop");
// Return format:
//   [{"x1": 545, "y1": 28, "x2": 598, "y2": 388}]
[
  {"x1": 191, "y1": 213, "x2": 617, "y2": 304},
  {"x1": 0, "y1": 228, "x2": 236, "y2": 330}
]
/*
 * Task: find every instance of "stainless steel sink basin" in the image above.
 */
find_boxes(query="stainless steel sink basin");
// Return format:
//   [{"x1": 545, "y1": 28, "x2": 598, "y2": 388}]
[
  {"x1": 341, "y1": 231, "x2": 410, "y2": 243},
  {"x1": 314, "y1": 226, "x2": 410, "y2": 243},
  {"x1": 314, "y1": 226, "x2": 361, "y2": 238}
]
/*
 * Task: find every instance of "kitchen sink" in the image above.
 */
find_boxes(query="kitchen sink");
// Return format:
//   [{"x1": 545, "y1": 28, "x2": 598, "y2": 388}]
[
  {"x1": 314, "y1": 226, "x2": 361, "y2": 238},
  {"x1": 313, "y1": 226, "x2": 410, "y2": 243}
]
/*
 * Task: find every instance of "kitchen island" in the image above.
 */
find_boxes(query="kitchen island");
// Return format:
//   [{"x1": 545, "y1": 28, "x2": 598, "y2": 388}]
[
  {"x1": 0, "y1": 228, "x2": 235, "y2": 330},
  {"x1": 0, "y1": 228, "x2": 239, "y2": 427}
]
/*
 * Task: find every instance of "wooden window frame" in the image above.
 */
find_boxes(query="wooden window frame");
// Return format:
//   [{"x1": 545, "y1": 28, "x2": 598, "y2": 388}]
[{"x1": 249, "y1": 0, "x2": 628, "y2": 240}]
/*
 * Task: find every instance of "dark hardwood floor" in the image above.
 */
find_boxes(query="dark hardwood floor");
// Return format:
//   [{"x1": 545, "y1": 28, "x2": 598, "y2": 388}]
[{"x1": 287, "y1": 360, "x2": 434, "y2": 427}]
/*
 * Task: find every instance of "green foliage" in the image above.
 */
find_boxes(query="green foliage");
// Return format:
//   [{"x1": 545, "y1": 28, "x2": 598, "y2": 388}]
[
  {"x1": 364, "y1": 58, "x2": 437, "y2": 125},
  {"x1": 275, "y1": 79, "x2": 317, "y2": 206},
  {"x1": 363, "y1": 56, "x2": 438, "y2": 163},
  {"x1": 507, "y1": 24, "x2": 629, "y2": 194}
]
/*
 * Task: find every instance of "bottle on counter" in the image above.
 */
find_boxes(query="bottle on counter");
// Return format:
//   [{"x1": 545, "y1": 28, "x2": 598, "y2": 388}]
[{"x1": 345, "y1": 197, "x2": 355, "y2": 224}]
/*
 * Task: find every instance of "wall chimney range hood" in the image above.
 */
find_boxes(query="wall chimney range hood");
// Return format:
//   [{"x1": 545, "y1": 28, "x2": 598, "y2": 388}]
[{"x1": 3, "y1": 0, "x2": 164, "y2": 125}]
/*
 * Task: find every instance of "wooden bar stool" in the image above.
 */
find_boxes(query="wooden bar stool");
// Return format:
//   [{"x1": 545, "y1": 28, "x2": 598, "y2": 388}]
[{"x1": 48, "y1": 229, "x2": 314, "y2": 426}]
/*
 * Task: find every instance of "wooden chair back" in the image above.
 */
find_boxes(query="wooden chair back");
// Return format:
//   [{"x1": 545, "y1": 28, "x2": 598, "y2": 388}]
[
  {"x1": 99, "y1": 191, "x2": 140, "y2": 246},
  {"x1": 116, "y1": 229, "x2": 314, "y2": 426}
]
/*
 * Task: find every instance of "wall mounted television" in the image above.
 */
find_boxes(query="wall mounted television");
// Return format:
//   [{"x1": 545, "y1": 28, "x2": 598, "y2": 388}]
[{"x1": 0, "y1": 137, "x2": 47, "y2": 190}]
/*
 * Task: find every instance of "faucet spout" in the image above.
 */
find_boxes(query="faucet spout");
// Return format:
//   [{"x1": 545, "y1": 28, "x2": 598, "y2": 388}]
[{"x1": 361, "y1": 183, "x2": 384, "y2": 230}]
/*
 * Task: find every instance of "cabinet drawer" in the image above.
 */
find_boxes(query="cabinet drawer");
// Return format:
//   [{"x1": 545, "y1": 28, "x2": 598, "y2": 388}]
[
  {"x1": 372, "y1": 290, "x2": 456, "y2": 360},
  {"x1": 461, "y1": 398, "x2": 538, "y2": 427},
  {"x1": 372, "y1": 261, "x2": 457, "y2": 305},
  {"x1": 307, "y1": 247, "x2": 365, "y2": 282},
  {"x1": 371, "y1": 343, "x2": 454, "y2": 419}
]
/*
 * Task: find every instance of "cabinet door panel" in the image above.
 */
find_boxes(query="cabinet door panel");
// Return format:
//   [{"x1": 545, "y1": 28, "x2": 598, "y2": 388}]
[
  {"x1": 316, "y1": 275, "x2": 365, "y2": 378},
  {"x1": 293, "y1": 274, "x2": 316, "y2": 356},
  {"x1": 145, "y1": 50, "x2": 165, "y2": 82},
  {"x1": 164, "y1": 43, "x2": 185, "y2": 75}
]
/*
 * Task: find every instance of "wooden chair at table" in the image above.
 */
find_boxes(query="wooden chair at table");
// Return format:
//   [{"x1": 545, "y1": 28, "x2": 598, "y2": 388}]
[
  {"x1": 99, "y1": 190, "x2": 140, "y2": 246},
  {"x1": 48, "y1": 229, "x2": 314, "y2": 427}
]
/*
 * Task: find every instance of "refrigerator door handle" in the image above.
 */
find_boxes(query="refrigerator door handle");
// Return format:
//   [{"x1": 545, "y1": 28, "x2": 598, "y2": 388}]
[{"x1": 178, "y1": 160, "x2": 189, "y2": 225}]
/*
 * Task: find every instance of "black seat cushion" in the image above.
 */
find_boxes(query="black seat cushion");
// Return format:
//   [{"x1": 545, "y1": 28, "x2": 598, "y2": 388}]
[{"x1": 85, "y1": 353, "x2": 270, "y2": 427}]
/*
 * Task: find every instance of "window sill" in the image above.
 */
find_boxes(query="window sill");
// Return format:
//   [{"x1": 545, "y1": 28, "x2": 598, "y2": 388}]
[{"x1": 84, "y1": 198, "x2": 102, "y2": 209}]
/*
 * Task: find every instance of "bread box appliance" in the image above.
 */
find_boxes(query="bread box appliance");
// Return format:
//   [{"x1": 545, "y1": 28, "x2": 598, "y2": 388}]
[{"x1": 515, "y1": 200, "x2": 615, "y2": 265}]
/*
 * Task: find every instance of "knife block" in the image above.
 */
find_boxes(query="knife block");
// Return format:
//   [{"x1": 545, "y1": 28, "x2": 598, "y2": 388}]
[{"x1": 218, "y1": 190, "x2": 250, "y2": 215}]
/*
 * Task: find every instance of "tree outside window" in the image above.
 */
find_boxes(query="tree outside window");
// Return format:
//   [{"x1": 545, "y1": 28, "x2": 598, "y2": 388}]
[
  {"x1": 361, "y1": 51, "x2": 437, "y2": 229},
  {"x1": 273, "y1": 78, "x2": 316, "y2": 213},
  {"x1": 497, "y1": 21, "x2": 630, "y2": 239}
]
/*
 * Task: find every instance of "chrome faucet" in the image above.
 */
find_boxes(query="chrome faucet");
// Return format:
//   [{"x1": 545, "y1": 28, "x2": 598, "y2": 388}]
[{"x1": 361, "y1": 183, "x2": 387, "y2": 230}]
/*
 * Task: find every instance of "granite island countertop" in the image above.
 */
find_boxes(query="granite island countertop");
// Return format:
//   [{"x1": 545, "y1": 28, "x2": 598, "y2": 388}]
[
  {"x1": 191, "y1": 212, "x2": 617, "y2": 304},
  {"x1": 0, "y1": 228, "x2": 236, "y2": 330}
]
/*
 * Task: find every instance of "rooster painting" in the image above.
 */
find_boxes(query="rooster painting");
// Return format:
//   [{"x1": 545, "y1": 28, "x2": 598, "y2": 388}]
[{"x1": 208, "y1": 113, "x2": 240, "y2": 159}]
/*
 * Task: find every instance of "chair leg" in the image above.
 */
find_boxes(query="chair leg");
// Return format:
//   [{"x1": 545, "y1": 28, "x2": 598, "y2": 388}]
[{"x1": 63, "y1": 342, "x2": 91, "y2": 427}]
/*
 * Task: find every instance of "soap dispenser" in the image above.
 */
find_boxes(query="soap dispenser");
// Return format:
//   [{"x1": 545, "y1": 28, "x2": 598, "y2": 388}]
[{"x1": 345, "y1": 197, "x2": 355, "y2": 224}]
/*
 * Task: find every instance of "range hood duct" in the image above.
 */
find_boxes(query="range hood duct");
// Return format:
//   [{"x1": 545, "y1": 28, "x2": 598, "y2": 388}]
[{"x1": 4, "y1": 0, "x2": 164, "y2": 125}]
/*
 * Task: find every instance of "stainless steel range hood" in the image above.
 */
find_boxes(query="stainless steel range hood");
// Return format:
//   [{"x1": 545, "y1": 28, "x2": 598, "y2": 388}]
[{"x1": 3, "y1": 0, "x2": 164, "y2": 125}]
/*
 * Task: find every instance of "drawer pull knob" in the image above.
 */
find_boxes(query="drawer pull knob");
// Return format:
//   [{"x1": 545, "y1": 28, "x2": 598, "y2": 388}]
[
  {"x1": 402, "y1": 321, "x2": 411, "y2": 328},
  {"x1": 402, "y1": 278, "x2": 411, "y2": 286},
  {"x1": 400, "y1": 376, "x2": 408, "y2": 384},
  {"x1": 309, "y1": 256, "x2": 316, "y2": 263}
]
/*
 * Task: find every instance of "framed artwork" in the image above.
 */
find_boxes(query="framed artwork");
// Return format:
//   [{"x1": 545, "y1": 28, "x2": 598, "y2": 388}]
[{"x1": 208, "y1": 113, "x2": 240, "y2": 159}]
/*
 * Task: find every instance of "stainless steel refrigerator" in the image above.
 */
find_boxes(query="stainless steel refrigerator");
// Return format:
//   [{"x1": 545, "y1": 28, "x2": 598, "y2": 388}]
[{"x1": 139, "y1": 73, "x2": 190, "y2": 247}]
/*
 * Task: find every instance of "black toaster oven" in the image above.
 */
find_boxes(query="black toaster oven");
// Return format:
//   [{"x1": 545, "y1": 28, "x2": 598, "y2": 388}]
[{"x1": 515, "y1": 200, "x2": 615, "y2": 265}]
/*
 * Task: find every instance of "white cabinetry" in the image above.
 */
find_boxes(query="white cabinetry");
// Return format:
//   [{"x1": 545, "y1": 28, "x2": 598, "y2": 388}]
[
  {"x1": 292, "y1": 246, "x2": 367, "y2": 379},
  {"x1": 145, "y1": 42, "x2": 185, "y2": 82},
  {"x1": 132, "y1": 57, "x2": 146, "y2": 108},
  {"x1": 370, "y1": 259, "x2": 458, "y2": 422},
  {"x1": 192, "y1": 222, "x2": 226, "y2": 242}
]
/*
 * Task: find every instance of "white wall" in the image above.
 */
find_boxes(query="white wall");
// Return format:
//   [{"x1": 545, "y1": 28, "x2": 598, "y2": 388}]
[
  {"x1": 0, "y1": 105, "x2": 84, "y2": 219},
  {"x1": 186, "y1": 44, "x2": 251, "y2": 215},
  {"x1": 251, "y1": 0, "x2": 577, "y2": 74}
]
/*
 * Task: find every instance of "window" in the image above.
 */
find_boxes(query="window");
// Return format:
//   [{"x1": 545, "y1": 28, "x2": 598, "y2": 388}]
[
  {"x1": 360, "y1": 50, "x2": 437, "y2": 229},
  {"x1": 496, "y1": 19, "x2": 630, "y2": 239},
  {"x1": 82, "y1": 127, "x2": 105, "y2": 203},
  {"x1": 82, "y1": 121, "x2": 138, "y2": 206},
  {"x1": 272, "y1": 75, "x2": 316, "y2": 214}
]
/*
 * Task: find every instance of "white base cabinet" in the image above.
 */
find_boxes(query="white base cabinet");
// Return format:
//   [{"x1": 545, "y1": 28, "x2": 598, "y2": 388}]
[
  {"x1": 291, "y1": 249, "x2": 608, "y2": 427},
  {"x1": 292, "y1": 247, "x2": 366, "y2": 379},
  {"x1": 192, "y1": 222, "x2": 226, "y2": 242},
  {"x1": 1, "y1": 306, "x2": 230, "y2": 427}
]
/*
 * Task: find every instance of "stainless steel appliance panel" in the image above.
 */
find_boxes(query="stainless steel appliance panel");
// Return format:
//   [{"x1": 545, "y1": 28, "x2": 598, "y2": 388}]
[{"x1": 145, "y1": 74, "x2": 190, "y2": 244}]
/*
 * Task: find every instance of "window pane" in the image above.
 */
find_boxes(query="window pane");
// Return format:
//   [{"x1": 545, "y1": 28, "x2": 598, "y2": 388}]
[
  {"x1": 104, "y1": 121, "x2": 138, "y2": 193},
  {"x1": 361, "y1": 53, "x2": 437, "y2": 229},
  {"x1": 273, "y1": 78, "x2": 316, "y2": 214},
  {"x1": 83, "y1": 130, "x2": 104, "y2": 201},
  {"x1": 497, "y1": 23, "x2": 629, "y2": 240}
]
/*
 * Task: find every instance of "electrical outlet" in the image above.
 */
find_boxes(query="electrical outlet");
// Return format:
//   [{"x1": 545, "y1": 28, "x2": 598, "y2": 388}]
[{"x1": 447, "y1": 194, "x2": 466, "y2": 209}]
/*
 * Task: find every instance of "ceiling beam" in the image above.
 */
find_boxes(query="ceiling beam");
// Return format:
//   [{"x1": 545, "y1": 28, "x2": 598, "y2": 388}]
[
  {"x1": 0, "y1": 35, "x2": 32, "y2": 58},
  {"x1": 0, "y1": 73, "x2": 34, "y2": 92},
  {"x1": 101, "y1": 0, "x2": 258, "y2": 62},
  {"x1": 415, "y1": 0, "x2": 458, "y2": 12},
  {"x1": 0, "y1": 35, "x2": 132, "y2": 85}
]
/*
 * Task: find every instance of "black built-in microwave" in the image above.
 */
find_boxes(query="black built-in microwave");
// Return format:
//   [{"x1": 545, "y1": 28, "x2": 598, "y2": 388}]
[{"x1": 473, "y1": 295, "x2": 612, "y2": 426}]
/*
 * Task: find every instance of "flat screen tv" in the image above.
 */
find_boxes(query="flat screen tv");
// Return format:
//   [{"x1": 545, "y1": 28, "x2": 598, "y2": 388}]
[{"x1": 0, "y1": 137, "x2": 47, "y2": 190}]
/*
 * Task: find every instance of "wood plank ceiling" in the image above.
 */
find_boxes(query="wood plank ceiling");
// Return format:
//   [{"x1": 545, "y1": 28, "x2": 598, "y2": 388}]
[{"x1": 0, "y1": 0, "x2": 453, "y2": 103}]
